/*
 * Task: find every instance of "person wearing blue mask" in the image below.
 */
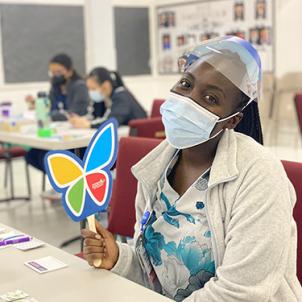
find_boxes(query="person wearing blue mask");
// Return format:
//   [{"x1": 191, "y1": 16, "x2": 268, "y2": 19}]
[
  {"x1": 82, "y1": 37, "x2": 302, "y2": 301},
  {"x1": 69, "y1": 67, "x2": 147, "y2": 128}
]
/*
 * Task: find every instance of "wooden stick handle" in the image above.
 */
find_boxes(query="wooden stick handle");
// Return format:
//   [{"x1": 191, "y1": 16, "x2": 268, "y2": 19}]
[{"x1": 87, "y1": 215, "x2": 102, "y2": 268}]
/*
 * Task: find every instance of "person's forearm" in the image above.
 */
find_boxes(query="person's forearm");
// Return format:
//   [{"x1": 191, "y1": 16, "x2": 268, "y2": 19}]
[{"x1": 50, "y1": 110, "x2": 67, "y2": 121}]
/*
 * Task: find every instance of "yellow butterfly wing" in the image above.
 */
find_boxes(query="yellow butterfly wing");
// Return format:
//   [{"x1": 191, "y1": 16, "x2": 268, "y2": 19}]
[{"x1": 46, "y1": 153, "x2": 83, "y2": 189}]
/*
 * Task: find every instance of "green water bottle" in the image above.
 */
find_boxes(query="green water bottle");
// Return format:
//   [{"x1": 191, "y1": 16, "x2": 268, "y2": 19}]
[{"x1": 35, "y1": 92, "x2": 52, "y2": 137}]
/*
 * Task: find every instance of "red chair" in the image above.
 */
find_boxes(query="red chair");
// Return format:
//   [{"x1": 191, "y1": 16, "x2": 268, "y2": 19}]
[
  {"x1": 0, "y1": 145, "x2": 31, "y2": 201},
  {"x1": 107, "y1": 137, "x2": 162, "y2": 239},
  {"x1": 294, "y1": 94, "x2": 302, "y2": 135},
  {"x1": 128, "y1": 117, "x2": 165, "y2": 139},
  {"x1": 150, "y1": 99, "x2": 165, "y2": 118},
  {"x1": 282, "y1": 160, "x2": 302, "y2": 284}
]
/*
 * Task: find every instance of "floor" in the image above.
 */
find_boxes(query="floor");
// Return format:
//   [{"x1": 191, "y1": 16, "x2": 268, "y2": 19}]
[{"x1": 1, "y1": 116, "x2": 301, "y2": 256}]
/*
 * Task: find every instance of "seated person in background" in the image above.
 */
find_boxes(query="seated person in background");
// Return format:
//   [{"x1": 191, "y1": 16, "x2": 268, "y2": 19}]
[
  {"x1": 26, "y1": 53, "x2": 89, "y2": 120},
  {"x1": 25, "y1": 54, "x2": 89, "y2": 200},
  {"x1": 48, "y1": 53, "x2": 89, "y2": 121},
  {"x1": 69, "y1": 67, "x2": 147, "y2": 129}
]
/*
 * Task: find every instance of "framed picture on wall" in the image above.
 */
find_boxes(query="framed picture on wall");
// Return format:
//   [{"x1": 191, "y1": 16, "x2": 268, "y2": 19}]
[{"x1": 156, "y1": 0, "x2": 274, "y2": 74}]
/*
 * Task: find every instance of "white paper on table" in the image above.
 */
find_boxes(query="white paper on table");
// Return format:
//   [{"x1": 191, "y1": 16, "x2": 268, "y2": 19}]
[
  {"x1": 24, "y1": 256, "x2": 67, "y2": 274},
  {"x1": 15, "y1": 238, "x2": 44, "y2": 251}
]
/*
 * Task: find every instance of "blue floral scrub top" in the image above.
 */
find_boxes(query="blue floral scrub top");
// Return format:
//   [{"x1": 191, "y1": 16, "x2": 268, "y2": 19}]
[{"x1": 143, "y1": 152, "x2": 215, "y2": 301}]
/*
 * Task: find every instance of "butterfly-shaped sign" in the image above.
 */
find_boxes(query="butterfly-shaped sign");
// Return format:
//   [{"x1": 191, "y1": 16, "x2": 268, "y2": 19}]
[{"x1": 44, "y1": 118, "x2": 118, "y2": 222}]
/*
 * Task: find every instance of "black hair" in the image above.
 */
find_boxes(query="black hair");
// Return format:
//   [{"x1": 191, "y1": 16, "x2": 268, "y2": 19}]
[
  {"x1": 50, "y1": 53, "x2": 81, "y2": 81},
  {"x1": 88, "y1": 66, "x2": 146, "y2": 113},
  {"x1": 88, "y1": 67, "x2": 124, "y2": 90},
  {"x1": 234, "y1": 92, "x2": 264, "y2": 145}
]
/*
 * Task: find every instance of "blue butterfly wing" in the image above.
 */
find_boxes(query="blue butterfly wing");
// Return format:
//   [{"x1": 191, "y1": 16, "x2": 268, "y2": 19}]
[{"x1": 83, "y1": 118, "x2": 118, "y2": 173}]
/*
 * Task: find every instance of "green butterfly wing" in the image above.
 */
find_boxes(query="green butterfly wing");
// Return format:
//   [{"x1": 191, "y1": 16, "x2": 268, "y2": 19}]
[{"x1": 66, "y1": 177, "x2": 85, "y2": 216}]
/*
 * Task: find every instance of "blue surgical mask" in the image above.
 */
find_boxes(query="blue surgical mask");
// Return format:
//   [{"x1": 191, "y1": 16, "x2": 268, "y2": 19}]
[
  {"x1": 89, "y1": 90, "x2": 104, "y2": 103},
  {"x1": 160, "y1": 92, "x2": 239, "y2": 149}
]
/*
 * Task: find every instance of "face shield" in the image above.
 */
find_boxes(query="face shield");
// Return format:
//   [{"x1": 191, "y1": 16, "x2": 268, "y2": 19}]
[{"x1": 178, "y1": 36, "x2": 262, "y2": 105}]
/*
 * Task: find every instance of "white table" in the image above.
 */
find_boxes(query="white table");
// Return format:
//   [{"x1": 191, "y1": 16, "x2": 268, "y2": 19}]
[
  {"x1": 0, "y1": 123, "x2": 130, "y2": 150},
  {"x1": 0, "y1": 122, "x2": 129, "y2": 202},
  {"x1": 0, "y1": 224, "x2": 171, "y2": 302}
]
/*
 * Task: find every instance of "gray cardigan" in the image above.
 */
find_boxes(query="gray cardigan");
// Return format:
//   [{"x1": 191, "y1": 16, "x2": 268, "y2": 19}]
[{"x1": 112, "y1": 129, "x2": 302, "y2": 301}]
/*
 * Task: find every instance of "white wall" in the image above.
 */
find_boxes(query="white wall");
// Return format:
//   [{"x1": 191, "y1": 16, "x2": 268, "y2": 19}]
[
  {"x1": 275, "y1": 0, "x2": 302, "y2": 77},
  {"x1": 85, "y1": 0, "x2": 116, "y2": 71}
]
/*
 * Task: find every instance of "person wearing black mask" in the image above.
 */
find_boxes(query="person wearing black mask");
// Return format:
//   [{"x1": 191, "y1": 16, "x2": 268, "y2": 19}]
[
  {"x1": 48, "y1": 53, "x2": 89, "y2": 120},
  {"x1": 25, "y1": 54, "x2": 89, "y2": 200},
  {"x1": 25, "y1": 54, "x2": 89, "y2": 120}
]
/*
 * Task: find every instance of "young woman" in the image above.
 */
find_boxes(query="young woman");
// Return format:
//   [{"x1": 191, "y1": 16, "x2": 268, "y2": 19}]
[
  {"x1": 25, "y1": 54, "x2": 89, "y2": 200},
  {"x1": 69, "y1": 67, "x2": 147, "y2": 129},
  {"x1": 82, "y1": 37, "x2": 302, "y2": 301},
  {"x1": 25, "y1": 53, "x2": 89, "y2": 121},
  {"x1": 47, "y1": 53, "x2": 89, "y2": 121}
]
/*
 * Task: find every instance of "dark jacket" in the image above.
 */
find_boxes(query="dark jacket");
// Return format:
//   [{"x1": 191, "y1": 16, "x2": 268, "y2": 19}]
[
  {"x1": 50, "y1": 78, "x2": 89, "y2": 121},
  {"x1": 91, "y1": 87, "x2": 147, "y2": 128}
]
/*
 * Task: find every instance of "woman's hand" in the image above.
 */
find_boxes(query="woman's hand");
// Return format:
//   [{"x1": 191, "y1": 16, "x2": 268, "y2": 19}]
[
  {"x1": 81, "y1": 221, "x2": 119, "y2": 270},
  {"x1": 69, "y1": 114, "x2": 91, "y2": 129}
]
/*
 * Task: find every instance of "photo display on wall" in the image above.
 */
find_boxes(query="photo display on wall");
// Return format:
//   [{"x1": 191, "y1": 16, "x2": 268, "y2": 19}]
[{"x1": 157, "y1": 0, "x2": 273, "y2": 74}]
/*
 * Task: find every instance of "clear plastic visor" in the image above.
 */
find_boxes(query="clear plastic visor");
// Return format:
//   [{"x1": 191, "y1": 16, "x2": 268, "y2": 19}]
[{"x1": 178, "y1": 36, "x2": 262, "y2": 101}]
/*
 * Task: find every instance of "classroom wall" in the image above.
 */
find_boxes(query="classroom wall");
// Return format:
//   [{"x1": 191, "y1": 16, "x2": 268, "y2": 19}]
[
  {"x1": 2, "y1": 0, "x2": 302, "y2": 116},
  {"x1": 275, "y1": 0, "x2": 302, "y2": 77},
  {"x1": 123, "y1": 0, "x2": 302, "y2": 119},
  {"x1": 109, "y1": 0, "x2": 176, "y2": 113},
  {"x1": 85, "y1": 0, "x2": 116, "y2": 72},
  {"x1": 0, "y1": 0, "x2": 159, "y2": 115},
  {"x1": 0, "y1": 0, "x2": 85, "y2": 115},
  {"x1": 124, "y1": 0, "x2": 302, "y2": 115},
  {"x1": 147, "y1": 0, "x2": 302, "y2": 82}
]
